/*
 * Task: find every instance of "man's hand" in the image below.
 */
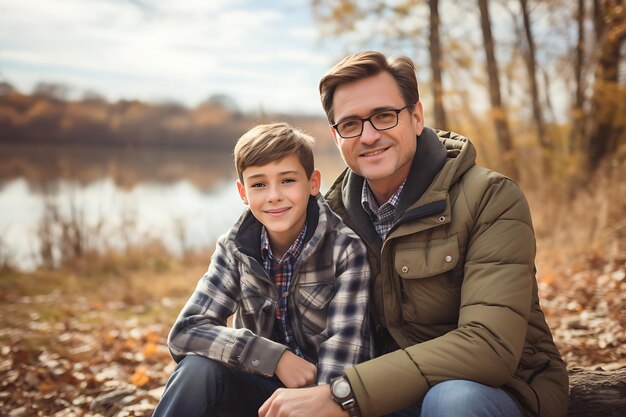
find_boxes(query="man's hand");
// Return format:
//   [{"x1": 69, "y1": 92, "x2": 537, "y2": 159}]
[
  {"x1": 258, "y1": 385, "x2": 347, "y2": 417},
  {"x1": 274, "y1": 350, "x2": 317, "y2": 388}
]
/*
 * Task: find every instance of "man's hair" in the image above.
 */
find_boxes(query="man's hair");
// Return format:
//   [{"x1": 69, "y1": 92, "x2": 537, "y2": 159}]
[
  {"x1": 319, "y1": 51, "x2": 420, "y2": 123},
  {"x1": 234, "y1": 122, "x2": 316, "y2": 184}
]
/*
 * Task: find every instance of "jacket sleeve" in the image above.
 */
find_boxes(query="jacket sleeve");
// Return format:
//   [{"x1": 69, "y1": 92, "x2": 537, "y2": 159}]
[
  {"x1": 345, "y1": 176, "x2": 534, "y2": 417},
  {"x1": 168, "y1": 235, "x2": 287, "y2": 377},
  {"x1": 316, "y1": 235, "x2": 372, "y2": 384}
]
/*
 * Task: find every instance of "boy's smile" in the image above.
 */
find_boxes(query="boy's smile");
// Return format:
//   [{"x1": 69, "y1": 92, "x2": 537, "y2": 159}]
[{"x1": 237, "y1": 154, "x2": 321, "y2": 257}]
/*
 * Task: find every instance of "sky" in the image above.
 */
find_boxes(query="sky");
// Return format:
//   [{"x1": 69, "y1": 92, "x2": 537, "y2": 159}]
[
  {"x1": 0, "y1": 0, "x2": 574, "y2": 120},
  {"x1": 0, "y1": 0, "x2": 346, "y2": 115}
]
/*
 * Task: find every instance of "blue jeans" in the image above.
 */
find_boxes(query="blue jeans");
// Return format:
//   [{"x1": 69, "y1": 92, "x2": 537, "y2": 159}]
[
  {"x1": 152, "y1": 355, "x2": 284, "y2": 417},
  {"x1": 385, "y1": 380, "x2": 523, "y2": 417}
]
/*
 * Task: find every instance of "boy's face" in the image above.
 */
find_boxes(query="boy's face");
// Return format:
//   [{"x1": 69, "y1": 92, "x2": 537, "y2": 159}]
[{"x1": 237, "y1": 154, "x2": 321, "y2": 253}]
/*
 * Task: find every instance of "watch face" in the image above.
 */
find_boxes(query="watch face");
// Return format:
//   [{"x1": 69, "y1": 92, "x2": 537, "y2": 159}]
[{"x1": 333, "y1": 379, "x2": 351, "y2": 398}]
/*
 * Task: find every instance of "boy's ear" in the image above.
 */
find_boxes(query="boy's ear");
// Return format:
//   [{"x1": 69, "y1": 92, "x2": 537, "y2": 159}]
[
  {"x1": 309, "y1": 169, "x2": 321, "y2": 196},
  {"x1": 236, "y1": 180, "x2": 248, "y2": 205}
]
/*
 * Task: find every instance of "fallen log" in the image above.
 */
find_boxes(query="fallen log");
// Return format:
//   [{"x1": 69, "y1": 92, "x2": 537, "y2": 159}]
[{"x1": 567, "y1": 367, "x2": 625, "y2": 417}]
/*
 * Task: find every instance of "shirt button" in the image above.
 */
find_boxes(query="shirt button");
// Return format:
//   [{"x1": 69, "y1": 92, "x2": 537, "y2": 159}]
[
  {"x1": 445, "y1": 255, "x2": 453, "y2": 263},
  {"x1": 401, "y1": 266, "x2": 409, "y2": 273},
  {"x1": 251, "y1": 359, "x2": 259, "y2": 367}
]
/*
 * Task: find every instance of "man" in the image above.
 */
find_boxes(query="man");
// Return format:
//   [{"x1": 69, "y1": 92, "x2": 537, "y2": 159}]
[{"x1": 259, "y1": 51, "x2": 569, "y2": 417}]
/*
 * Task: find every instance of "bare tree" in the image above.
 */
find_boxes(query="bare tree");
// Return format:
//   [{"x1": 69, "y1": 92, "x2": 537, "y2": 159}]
[
  {"x1": 520, "y1": 0, "x2": 550, "y2": 169},
  {"x1": 429, "y1": 0, "x2": 448, "y2": 128},
  {"x1": 586, "y1": 0, "x2": 626, "y2": 171},
  {"x1": 570, "y1": 0, "x2": 586, "y2": 155},
  {"x1": 477, "y1": 0, "x2": 519, "y2": 179}
]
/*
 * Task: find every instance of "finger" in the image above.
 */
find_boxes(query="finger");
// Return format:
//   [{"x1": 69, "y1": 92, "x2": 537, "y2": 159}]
[{"x1": 258, "y1": 390, "x2": 279, "y2": 417}]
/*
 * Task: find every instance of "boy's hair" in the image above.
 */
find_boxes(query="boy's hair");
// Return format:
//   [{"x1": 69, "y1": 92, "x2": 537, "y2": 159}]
[
  {"x1": 319, "y1": 50, "x2": 420, "y2": 123},
  {"x1": 234, "y1": 122, "x2": 316, "y2": 184}
]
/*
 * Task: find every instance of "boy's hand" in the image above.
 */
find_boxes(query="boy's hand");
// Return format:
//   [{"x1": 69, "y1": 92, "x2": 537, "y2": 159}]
[
  {"x1": 274, "y1": 350, "x2": 317, "y2": 388},
  {"x1": 258, "y1": 385, "x2": 347, "y2": 417}
]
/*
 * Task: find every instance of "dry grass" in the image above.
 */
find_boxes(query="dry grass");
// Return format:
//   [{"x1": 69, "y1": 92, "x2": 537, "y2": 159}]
[{"x1": 530, "y1": 160, "x2": 626, "y2": 279}]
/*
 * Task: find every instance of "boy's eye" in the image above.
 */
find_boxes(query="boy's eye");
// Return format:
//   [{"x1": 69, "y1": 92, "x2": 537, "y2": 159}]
[
  {"x1": 250, "y1": 182, "x2": 265, "y2": 188},
  {"x1": 282, "y1": 178, "x2": 296, "y2": 184}
]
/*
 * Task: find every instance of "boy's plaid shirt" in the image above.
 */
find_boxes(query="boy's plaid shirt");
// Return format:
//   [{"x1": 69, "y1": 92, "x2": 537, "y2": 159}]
[
  {"x1": 167, "y1": 195, "x2": 371, "y2": 384},
  {"x1": 260, "y1": 225, "x2": 306, "y2": 357}
]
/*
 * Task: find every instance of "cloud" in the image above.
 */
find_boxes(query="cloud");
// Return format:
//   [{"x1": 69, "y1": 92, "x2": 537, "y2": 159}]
[{"x1": 0, "y1": 0, "x2": 332, "y2": 113}]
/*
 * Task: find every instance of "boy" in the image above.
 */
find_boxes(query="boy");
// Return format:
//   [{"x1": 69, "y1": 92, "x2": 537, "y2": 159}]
[{"x1": 152, "y1": 123, "x2": 371, "y2": 417}]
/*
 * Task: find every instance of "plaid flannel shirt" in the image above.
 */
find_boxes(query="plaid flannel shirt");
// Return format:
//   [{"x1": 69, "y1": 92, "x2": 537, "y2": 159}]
[
  {"x1": 361, "y1": 179, "x2": 405, "y2": 239},
  {"x1": 168, "y1": 194, "x2": 371, "y2": 384},
  {"x1": 260, "y1": 225, "x2": 306, "y2": 357}
]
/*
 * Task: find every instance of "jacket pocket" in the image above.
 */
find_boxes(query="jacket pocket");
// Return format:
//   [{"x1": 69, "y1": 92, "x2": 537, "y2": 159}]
[
  {"x1": 394, "y1": 235, "x2": 460, "y2": 279},
  {"x1": 240, "y1": 283, "x2": 273, "y2": 319},
  {"x1": 393, "y1": 235, "x2": 461, "y2": 325},
  {"x1": 296, "y1": 282, "x2": 335, "y2": 335}
]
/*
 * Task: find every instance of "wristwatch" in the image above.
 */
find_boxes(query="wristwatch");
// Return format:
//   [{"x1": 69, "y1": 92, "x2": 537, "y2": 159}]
[{"x1": 330, "y1": 376, "x2": 360, "y2": 417}]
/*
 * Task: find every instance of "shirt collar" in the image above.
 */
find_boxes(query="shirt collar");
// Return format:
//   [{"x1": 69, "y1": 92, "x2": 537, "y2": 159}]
[
  {"x1": 261, "y1": 223, "x2": 307, "y2": 263},
  {"x1": 361, "y1": 180, "x2": 406, "y2": 219}
]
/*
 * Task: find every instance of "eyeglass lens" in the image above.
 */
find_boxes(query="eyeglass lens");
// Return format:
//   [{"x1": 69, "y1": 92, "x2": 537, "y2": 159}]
[{"x1": 336, "y1": 109, "x2": 400, "y2": 138}]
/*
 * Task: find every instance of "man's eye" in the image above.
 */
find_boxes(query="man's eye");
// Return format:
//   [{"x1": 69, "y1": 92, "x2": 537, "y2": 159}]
[
  {"x1": 340, "y1": 120, "x2": 359, "y2": 130},
  {"x1": 375, "y1": 111, "x2": 395, "y2": 121}
]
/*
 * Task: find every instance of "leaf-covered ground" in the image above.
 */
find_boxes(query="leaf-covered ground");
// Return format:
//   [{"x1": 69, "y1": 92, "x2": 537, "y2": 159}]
[{"x1": 0, "y1": 252, "x2": 624, "y2": 416}]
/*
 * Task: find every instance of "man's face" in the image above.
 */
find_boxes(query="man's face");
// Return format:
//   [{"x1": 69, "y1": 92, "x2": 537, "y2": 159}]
[
  {"x1": 330, "y1": 71, "x2": 424, "y2": 192},
  {"x1": 236, "y1": 154, "x2": 320, "y2": 253}
]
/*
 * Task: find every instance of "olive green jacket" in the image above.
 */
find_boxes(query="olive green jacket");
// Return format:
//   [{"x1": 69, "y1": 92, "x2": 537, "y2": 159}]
[{"x1": 325, "y1": 128, "x2": 569, "y2": 417}]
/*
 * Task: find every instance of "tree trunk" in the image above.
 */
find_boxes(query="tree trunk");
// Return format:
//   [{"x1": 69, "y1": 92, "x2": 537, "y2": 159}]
[
  {"x1": 429, "y1": 0, "x2": 448, "y2": 129},
  {"x1": 586, "y1": 0, "x2": 626, "y2": 171},
  {"x1": 477, "y1": 0, "x2": 519, "y2": 180},
  {"x1": 567, "y1": 367, "x2": 626, "y2": 416},
  {"x1": 570, "y1": 0, "x2": 586, "y2": 155},
  {"x1": 520, "y1": 0, "x2": 550, "y2": 175}
]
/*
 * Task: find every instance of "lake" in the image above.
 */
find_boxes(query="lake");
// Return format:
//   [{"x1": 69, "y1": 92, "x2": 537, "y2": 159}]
[{"x1": 0, "y1": 144, "x2": 345, "y2": 270}]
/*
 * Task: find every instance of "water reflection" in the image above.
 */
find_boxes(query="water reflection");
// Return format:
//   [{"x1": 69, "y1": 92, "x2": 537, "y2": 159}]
[
  {"x1": 0, "y1": 177, "x2": 243, "y2": 270},
  {"x1": 0, "y1": 144, "x2": 345, "y2": 270}
]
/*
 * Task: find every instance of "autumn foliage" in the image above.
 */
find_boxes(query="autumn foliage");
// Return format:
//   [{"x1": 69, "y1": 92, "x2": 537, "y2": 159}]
[{"x1": 1, "y1": 1, "x2": 625, "y2": 415}]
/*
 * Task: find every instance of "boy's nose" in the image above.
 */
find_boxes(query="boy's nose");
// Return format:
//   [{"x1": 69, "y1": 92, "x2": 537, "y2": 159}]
[{"x1": 267, "y1": 186, "x2": 283, "y2": 202}]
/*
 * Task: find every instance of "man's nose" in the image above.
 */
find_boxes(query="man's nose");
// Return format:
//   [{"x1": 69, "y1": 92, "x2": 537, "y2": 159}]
[{"x1": 359, "y1": 120, "x2": 381, "y2": 144}]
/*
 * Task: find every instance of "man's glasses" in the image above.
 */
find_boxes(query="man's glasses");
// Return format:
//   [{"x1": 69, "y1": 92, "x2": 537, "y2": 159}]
[{"x1": 332, "y1": 106, "x2": 409, "y2": 139}]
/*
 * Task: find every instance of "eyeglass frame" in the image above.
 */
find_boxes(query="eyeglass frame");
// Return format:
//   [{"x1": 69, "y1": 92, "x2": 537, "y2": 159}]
[{"x1": 331, "y1": 105, "x2": 411, "y2": 139}]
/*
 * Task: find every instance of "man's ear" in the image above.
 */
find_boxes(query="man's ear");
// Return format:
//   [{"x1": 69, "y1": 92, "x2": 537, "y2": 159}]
[
  {"x1": 236, "y1": 180, "x2": 248, "y2": 205},
  {"x1": 411, "y1": 101, "x2": 425, "y2": 135},
  {"x1": 309, "y1": 169, "x2": 321, "y2": 196},
  {"x1": 329, "y1": 125, "x2": 341, "y2": 147}
]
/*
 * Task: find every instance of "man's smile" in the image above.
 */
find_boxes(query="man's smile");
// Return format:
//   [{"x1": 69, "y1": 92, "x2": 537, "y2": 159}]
[{"x1": 359, "y1": 146, "x2": 390, "y2": 157}]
